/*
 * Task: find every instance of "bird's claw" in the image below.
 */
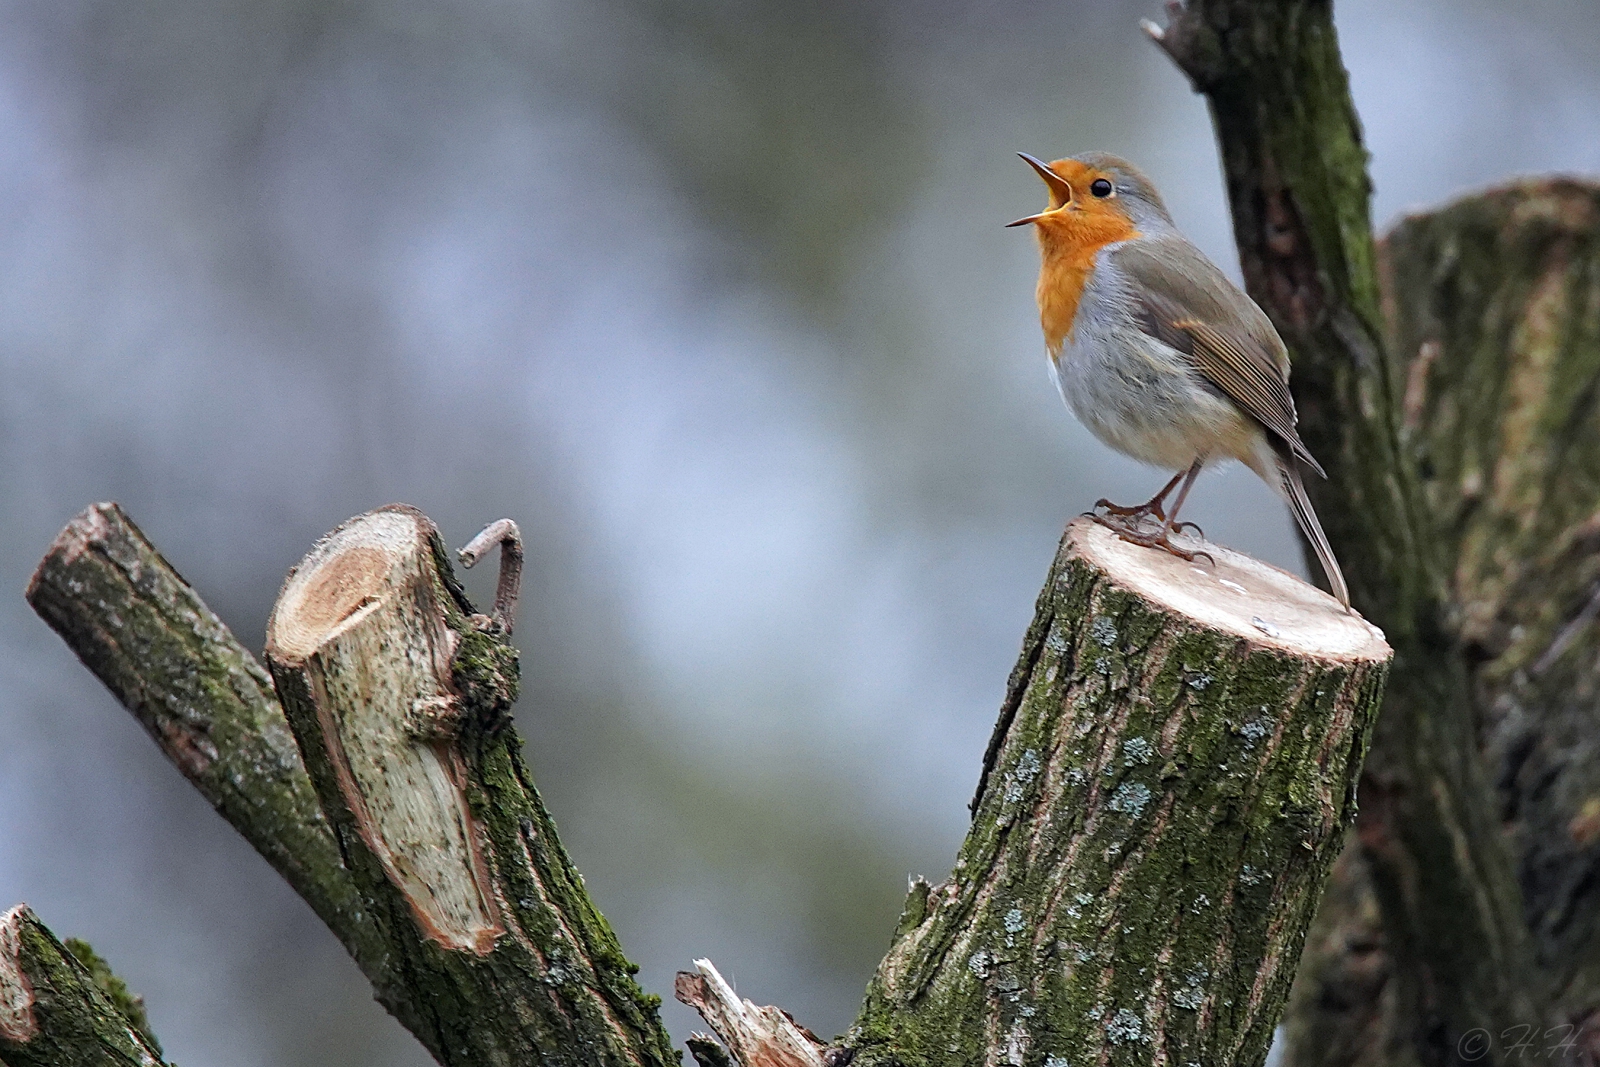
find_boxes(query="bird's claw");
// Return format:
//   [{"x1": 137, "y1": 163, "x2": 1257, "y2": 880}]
[{"x1": 1090, "y1": 512, "x2": 1214, "y2": 566}]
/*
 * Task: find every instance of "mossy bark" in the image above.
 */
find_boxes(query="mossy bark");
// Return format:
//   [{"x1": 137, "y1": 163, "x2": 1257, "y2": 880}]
[
  {"x1": 0, "y1": 905, "x2": 169, "y2": 1067},
  {"x1": 845, "y1": 520, "x2": 1388, "y2": 1067},
  {"x1": 1149, "y1": 3, "x2": 1551, "y2": 1062},
  {"x1": 26, "y1": 503, "x2": 677, "y2": 1067},
  {"x1": 1285, "y1": 180, "x2": 1600, "y2": 1066},
  {"x1": 24, "y1": 503, "x2": 383, "y2": 968},
  {"x1": 263, "y1": 506, "x2": 678, "y2": 1067}
]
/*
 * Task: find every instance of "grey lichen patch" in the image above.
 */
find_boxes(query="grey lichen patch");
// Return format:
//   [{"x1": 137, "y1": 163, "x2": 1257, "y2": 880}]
[
  {"x1": 1122, "y1": 737, "x2": 1155, "y2": 766},
  {"x1": 1109, "y1": 782, "x2": 1153, "y2": 817},
  {"x1": 1004, "y1": 749, "x2": 1043, "y2": 804},
  {"x1": 1172, "y1": 966, "x2": 1209, "y2": 1012},
  {"x1": 1239, "y1": 718, "x2": 1271, "y2": 746},
  {"x1": 1106, "y1": 1008, "x2": 1147, "y2": 1044}
]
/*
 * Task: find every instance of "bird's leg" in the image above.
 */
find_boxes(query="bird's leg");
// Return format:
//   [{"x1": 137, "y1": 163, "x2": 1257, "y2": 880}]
[
  {"x1": 1092, "y1": 458, "x2": 1214, "y2": 564},
  {"x1": 1091, "y1": 468, "x2": 1205, "y2": 536},
  {"x1": 1093, "y1": 469, "x2": 1186, "y2": 525}
]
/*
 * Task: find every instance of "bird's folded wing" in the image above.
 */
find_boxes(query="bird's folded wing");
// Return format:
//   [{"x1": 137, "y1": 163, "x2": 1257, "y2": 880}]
[{"x1": 1112, "y1": 237, "x2": 1325, "y2": 477}]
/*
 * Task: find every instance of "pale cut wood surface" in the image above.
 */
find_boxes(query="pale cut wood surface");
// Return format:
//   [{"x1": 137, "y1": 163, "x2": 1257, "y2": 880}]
[{"x1": 267, "y1": 508, "x2": 502, "y2": 954}]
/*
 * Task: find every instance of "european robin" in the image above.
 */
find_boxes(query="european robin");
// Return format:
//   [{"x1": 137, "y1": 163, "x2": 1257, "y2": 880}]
[{"x1": 1008, "y1": 151, "x2": 1349, "y2": 607}]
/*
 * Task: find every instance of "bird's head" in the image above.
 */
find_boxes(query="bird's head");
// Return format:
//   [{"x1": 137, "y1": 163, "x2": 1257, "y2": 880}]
[{"x1": 1006, "y1": 152, "x2": 1174, "y2": 242}]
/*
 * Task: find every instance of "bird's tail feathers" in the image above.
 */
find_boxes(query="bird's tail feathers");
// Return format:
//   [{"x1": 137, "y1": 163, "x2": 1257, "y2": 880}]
[{"x1": 1278, "y1": 456, "x2": 1350, "y2": 608}]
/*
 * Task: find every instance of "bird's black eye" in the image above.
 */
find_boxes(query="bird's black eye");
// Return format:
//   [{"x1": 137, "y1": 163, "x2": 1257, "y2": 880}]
[{"x1": 1090, "y1": 178, "x2": 1114, "y2": 198}]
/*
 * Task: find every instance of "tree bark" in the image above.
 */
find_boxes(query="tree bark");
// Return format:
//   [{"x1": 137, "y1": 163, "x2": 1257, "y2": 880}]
[
  {"x1": 838, "y1": 519, "x2": 1388, "y2": 1067},
  {"x1": 1285, "y1": 179, "x2": 1600, "y2": 1066},
  {"x1": 260, "y1": 505, "x2": 678, "y2": 1067},
  {"x1": 0, "y1": 905, "x2": 169, "y2": 1067},
  {"x1": 1146, "y1": 3, "x2": 1550, "y2": 1062},
  {"x1": 25, "y1": 503, "x2": 677, "y2": 1067},
  {"x1": 23, "y1": 503, "x2": 382, "y2": 967}
]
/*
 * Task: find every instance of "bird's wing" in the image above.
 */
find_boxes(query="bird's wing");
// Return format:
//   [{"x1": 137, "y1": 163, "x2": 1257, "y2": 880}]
[{"x1": 1110, "y1": 236, "x2": 1324, "y2": 477}]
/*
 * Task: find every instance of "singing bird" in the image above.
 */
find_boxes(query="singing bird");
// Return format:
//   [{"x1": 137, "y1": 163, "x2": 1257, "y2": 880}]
[{"x1": 1008, "y1": 151, "x2": 1348, "y2": 607}]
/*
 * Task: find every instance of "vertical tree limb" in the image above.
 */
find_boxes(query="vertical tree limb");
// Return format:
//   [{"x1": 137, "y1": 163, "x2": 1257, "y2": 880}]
[
  {"x1": 1146, "y1": 3, "x2": 1547, "y2": 1060},
  {"x1": 1287, "y1": 179, "x2": 1600, "y2": 1067},
  {"x1": 1391, "y1": 183, "x2": 1600, "y2": 1046}
]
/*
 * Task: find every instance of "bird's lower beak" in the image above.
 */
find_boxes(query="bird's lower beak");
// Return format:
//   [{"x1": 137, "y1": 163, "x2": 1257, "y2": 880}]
[{"x1": 1005, "y1": 212, "x2": 1048, "y2": 228}]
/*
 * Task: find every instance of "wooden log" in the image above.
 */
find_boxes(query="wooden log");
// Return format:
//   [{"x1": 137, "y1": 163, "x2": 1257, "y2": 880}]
[
  {"x1": 262, "y1": 505, "x2": 677, "y2": 1067},
  {"x1": 0, "y1": 905, "x2": 169, "y2": 1067},
  {"x1": 838, "y1": 518, "x2": 1389, "y2": 1067}
]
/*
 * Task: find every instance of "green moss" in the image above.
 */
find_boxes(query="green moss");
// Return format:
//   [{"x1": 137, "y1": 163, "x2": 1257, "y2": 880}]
[{"x1": 62, "y1": 937, "x2": 163, "y2": 1058}]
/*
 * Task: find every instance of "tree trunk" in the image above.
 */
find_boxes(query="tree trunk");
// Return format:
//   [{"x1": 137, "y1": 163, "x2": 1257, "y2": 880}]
[
  {"x1": 263, "y1": 505, "x2": 677, "y2": 1067},
  {"x1": 843, "y1": 519, "x2": 1388, "y2": 1066},
  {"x1": 1144, "y1": 3, "x2": 1564, "y2": 1063},
  {"x1": 1284, "y1": 179, "x2": 1600, "y2": 1067}
]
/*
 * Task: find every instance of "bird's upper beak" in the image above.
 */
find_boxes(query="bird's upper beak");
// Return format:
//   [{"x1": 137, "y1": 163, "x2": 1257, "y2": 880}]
[{"x1": 1006, "y1": 152, "x2": 1072, "y2": 228}]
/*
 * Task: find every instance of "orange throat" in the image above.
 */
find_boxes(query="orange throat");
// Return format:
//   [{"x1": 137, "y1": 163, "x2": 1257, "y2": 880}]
[{"x1": 1034, "y1": 211, "x2": 1139, "y2": 355}]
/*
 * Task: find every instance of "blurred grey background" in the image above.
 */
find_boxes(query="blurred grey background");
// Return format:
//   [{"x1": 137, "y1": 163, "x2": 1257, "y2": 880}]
[{"x1": 0, "y1": 0, "x2": 1595, "y2": 1062}]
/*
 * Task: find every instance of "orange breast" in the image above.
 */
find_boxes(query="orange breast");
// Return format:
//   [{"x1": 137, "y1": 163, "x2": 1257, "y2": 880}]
[{"x1": 1035, "y1": 210, "x2": 1140, "y2": 355}]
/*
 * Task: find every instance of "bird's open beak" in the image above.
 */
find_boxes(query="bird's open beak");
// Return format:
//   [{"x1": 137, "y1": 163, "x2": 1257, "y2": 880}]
[{"x1": 1006, "y1": 152, "x2": 1072, "y2": 227}]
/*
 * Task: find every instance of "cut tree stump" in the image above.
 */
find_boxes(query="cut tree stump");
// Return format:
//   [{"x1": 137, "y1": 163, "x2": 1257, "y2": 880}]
[
  {"x1": 0, "y1": 905, "x2": 169, "y2": 1067},
  {"x1": 262, "y1": 505, "x2": 678, "y2": 1067},
  {"x1": 837, "y1": 518, "x2": 1389, "y2": 1067}
]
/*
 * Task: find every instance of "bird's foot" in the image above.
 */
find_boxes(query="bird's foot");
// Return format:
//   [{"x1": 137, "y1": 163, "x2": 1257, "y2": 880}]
[
  {"x1": 1089, "y1": 512, "x2": 1215, "y2": 566},
  {"x1": 1088, "y1": 498, "x2": 1206, "y2": 540},
  {"x1": 1092, "y1": 497, "x2": 1165, "y2": 525}
]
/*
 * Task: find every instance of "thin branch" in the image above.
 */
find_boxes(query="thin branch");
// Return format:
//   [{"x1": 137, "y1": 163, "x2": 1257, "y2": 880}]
[
  {"x1": 674, "y1": 961, "x2": 828, "y2": 1067},
  {"x1": 458, "y1": 518, "x2": 523, "y2": 635}
]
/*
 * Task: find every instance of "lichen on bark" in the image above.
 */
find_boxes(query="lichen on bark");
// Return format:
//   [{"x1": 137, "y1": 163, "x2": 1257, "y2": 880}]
[{"x1": 847, "y1": 520, "x2": 1388, "y2": 1067}]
